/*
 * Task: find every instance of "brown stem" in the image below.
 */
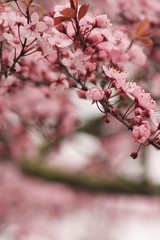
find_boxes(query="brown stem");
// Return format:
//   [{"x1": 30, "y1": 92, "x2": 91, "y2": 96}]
[
  {"x1": 8, "y1": 38, "x2": 27, "y2": 75},
  {"x1": 126, "y1": 39, "x2": 134, "y2": 52}
]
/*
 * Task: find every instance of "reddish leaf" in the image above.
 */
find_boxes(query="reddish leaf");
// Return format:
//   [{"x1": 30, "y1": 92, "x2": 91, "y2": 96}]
[
  {"x1": 22, "y1": 0, "x2": 34, "y2": 7},
  {"x1": 22, "y1": 0, "x2": 30, "y2": 7},
  {"x1": 54, "y1": 16, "x2": 70, "y2": 26},
  {"x1": 140, "y1": 38, "x2": 153, "y2": 46},
  {"x1": 78, "y1": 4, "x2": 89, "y2": 21},
  {"x1": 30, "y1": 3, "x2": 46, "y2": 14},
  {"x1": 60, "y1": 7, "x2": 76, "y2": 19},
  {"x1": 136, "y1": 18, "x2": 149, "y2": 37},
  {"x1": 69, "y1": 0, "x2": 78, "y2": 10},
  {"x1": 138, "y1": 30, "x2": 152, "y2": 37}
]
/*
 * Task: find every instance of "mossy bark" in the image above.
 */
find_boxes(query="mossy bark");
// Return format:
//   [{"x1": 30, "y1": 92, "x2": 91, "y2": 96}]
[{"x1": 20, "y1": 160, "x2": 160, "y2": 195}]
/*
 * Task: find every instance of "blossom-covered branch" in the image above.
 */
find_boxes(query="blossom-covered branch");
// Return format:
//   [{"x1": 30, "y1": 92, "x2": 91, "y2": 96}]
[{"x1": 0, "y1": 0, "x2": 160, "y2": 159}]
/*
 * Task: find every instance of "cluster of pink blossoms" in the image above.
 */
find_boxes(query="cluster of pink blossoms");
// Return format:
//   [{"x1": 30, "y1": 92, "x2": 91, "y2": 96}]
[
  {"x1": 95, "y1": 0, "x2": 160, "y2": 100},
  {"x1": 86, "y1": 60, "x2": 160, "y2": 157},
  {"x1": 0, "y1": 0, "x2": 160, "y2": 159}
]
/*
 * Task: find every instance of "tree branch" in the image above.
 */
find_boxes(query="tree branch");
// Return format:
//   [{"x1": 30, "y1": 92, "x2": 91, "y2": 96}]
[{"x1": 20, "y1": 160, "x2": 160, "y2": 196}]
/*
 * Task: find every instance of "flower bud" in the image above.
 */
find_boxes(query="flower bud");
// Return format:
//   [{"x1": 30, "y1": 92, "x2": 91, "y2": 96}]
[
  {"x1": 77, "y1": 90, "x2": 86, "y2": 99},
  {"x1": 86, "y1": 62, "x2": 97, "y2": 73},
  {"x1": 134, "y1": 116, "x2": 142, "y2": 124},
  {"x1": 134, "y1": 107, "x2": 143, "y2": 116},
  {"x1": 130, "y1": 152, "x2": 138, "y2": 159},
  {"x1": 111, "y1": 108, "x2": 118, "y2": 116},
  {"x1": 104, "y1": 88, "x2": 112, "y2": 98},
  {"x1": 157, "y1": 123, "x2": 160, "y2": 130}
]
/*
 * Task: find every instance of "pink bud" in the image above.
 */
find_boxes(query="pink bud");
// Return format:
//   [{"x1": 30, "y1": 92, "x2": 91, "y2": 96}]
[
  {"x1": 77, "y1": 90, "x2": 86, "y2": 99},
  {"x1": 85, "y1": 47, "x2": 94, "y2": 55},
  {"x1": 105, "y1": 115, "x2": 110, "y2": 123},
  {"x1": 132, "y1": 121, "x2": 151, "y2": 144},
  {"x1": 104, "y1": 88, "x2": 112, "y2": 98},
  {"x1": 86, "y1": 62, "x2": 97, "y2": 73},
  {"x1": 134, "y1": 116, "x2": 142, "y2": 124},
  {"x1": 134, "y1": 107, "x2": 143, "y2": 116},
  {"x1": 111, "y1": 108, "x2": 118, "y2": 116},
  {"x1": 157, "y1": 123, "x2": 160, "y2": 130},
  {"x1": 130, "y1": 152, "x2": 138, "y2": 159}
]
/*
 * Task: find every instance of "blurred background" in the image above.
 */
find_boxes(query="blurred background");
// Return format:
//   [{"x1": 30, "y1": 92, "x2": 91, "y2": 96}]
[{"x1": 1, "y1": 0, "x2": 160, "y2": 239}]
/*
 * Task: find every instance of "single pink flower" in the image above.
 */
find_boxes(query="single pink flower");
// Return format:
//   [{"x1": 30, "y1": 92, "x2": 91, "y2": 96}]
[
  {"x1": 95, "y1": 14, "x2": 111, "y2": 28},
  {"x1": 24, "y1": 12, "x2": 47, "y2": 39},
  {"x1": 45, "y1": 28, "x2": 72, "y2": 48},
  {"x1": 102, "y1": 65, "x2": 129, "y2": 91},
  {"x1": 86, "y1": 86, "x2": 105, "y2": 102},
  {"x1": 132, "y1": 121, "x2": 151, "y2": 144},
  {"x1": 103, "y1": 66, "x2": 128, "y2": 81},
  {"x1": 3, "y1": 32, "x2": 21, "y2": 48},
  {"x1": 130, "y1": 85, "x2": 158, "y2": 126},
  {"x1": 62, "y1": 49, "x2": 90, "y2": 78}
]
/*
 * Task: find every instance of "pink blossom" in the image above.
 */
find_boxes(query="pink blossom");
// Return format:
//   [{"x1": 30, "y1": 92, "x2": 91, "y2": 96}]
[
  {"x1": 102, "y1": 66, "x2": 128, "y2": 81},
  {"x1": 101, "y1": 28, "x2": 120, "y2": 50},
  {"x1": 95, "y1": 14, "x2": 111, "y2": 28},
  {"x1": 86, "y1": 86, "x2": 105, "y2": 101},
  {"x1": 138, "y1": 91, "x2": 156, "y2": 111},
  {"x1": 88, "y1": 31, "x2": 104, "y2": 44},
  {"x1": 50, "y1": 74, "x2": 69, "y2": 93},
  {"x1": 44, "y1": 28, "x2": 72, "y2": 48},
  {"x1": 114, "y1": 0, "x2": 160, "y2": 24},
  {"x1": 1, "y1": 0, "x2": 160, "y2": 160},
  {"x1": 24, "y1": 12, "x2": 47, "y2": 38},
  {"x1": 130, "y1": 85, "x2": 158, "y2": 125},
  {"x1": 132, "y1": 121, "x2": 151, "y2": 144},
  {"x1": 85, "y1": 62, "x2": 97, "y2": 73},
  {"x1": 79, "y1": 15, "x2": 95, "y2": 27},
  {"x1": 62, "y1": 49, "x2": 90, "y2": 78},
  {"x1": 3, "y1": 32, "x2": 21, "y2": 48},
  {"x1": 102, "y1": 66, "x2": 129, "y2": 91},
  {"x1": 128, "y1": 45, "x2": 147, "y2": 66}
]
